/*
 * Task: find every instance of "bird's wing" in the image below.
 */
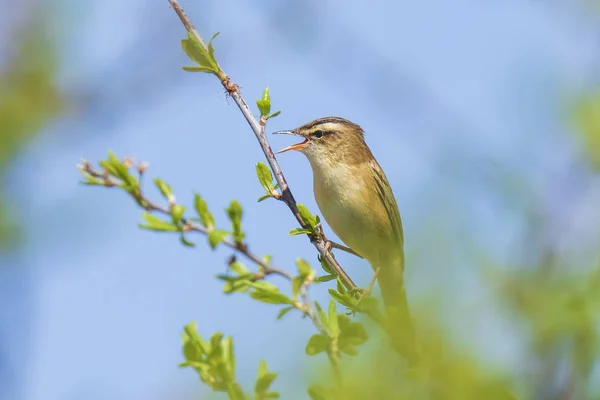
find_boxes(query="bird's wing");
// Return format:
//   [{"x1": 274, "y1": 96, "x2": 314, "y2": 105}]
[{"x1": 370, "y1": 159, "x2": 404, "y2": 246}]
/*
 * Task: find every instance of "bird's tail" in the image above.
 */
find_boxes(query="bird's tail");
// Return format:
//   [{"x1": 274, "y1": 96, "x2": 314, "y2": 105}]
[{"x1": 375, "y1": 257, "x2": 418, "y2": 365}]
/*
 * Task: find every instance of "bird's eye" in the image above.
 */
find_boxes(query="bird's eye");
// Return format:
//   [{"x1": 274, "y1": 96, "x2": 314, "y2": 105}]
[{"x1": 313, "y1": 130, "x2": 324, "y2": 139}]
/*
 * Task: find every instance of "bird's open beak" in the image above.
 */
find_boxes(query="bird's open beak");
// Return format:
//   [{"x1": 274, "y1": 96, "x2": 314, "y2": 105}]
[{"x1": 272, "y1": 130, "x2": 309, "y2": 154}]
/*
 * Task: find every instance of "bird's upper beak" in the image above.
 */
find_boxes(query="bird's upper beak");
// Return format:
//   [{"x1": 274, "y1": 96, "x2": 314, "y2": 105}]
[{"x1": 272, "y1": 130, "x2": 309, "y2": 154}]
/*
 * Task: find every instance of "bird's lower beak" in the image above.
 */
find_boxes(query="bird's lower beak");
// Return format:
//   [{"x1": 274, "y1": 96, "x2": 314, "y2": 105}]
[{"x1": 272, "y1": 130, "x2": 309, "y2": 154}]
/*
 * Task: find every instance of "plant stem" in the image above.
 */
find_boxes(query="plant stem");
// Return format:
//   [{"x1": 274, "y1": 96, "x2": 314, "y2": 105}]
[{"x1": 167, "y1": 0, "x2": 357, "y2": 293}]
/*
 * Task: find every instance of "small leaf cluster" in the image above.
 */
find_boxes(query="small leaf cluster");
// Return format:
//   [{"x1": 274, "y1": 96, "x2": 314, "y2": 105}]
[
  {"x1": 256, "y1": 162, "x2": 280, "y2": 202},
  {"x1": 292, "y1": 258, "x2": 315, "y2": 299},
  {"x1": 254, "y1": 360, "x2": 280, "y2": 399},
  {"x1": 217, "y1": 261, "x2": 294, "y2": 306},
  {"x1": 307, "y1": 385, "x2": 337, "y2": 400},
  {"x1": 80, "y1": 151, "x2": 139, "y2": 193},
  {"x1": 181, "y1": 32, "x2": 221, "y2": 75},
  {"x1": 180, "y1": 323, "x2": 280, "y2": 400},
  {"x1": 288, "y1": 203, "x2": 322, "y2": 238},
  {"x1": 216, "y1": 257, "x2": 320, "y2": 322},
  {"x1": 193, "y1": 195, "x2": 248, "y2": 250},
  {"x1": 305, "y1": 300, "x2": 368, "y2": 358},
  {"x1": 180, "y1": 322, "x2": 243, "y2": 397},
  {"x1": 328, "y1": 278, "x2": 379, "y2": 315},
  {"x1": 256, "y1": 87, "x2": 281, "y2": 121}
]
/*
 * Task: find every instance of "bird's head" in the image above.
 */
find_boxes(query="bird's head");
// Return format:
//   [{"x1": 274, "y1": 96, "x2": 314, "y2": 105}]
[{"x1": 273, "y1": 116, "x2": 372, "y2": 166}]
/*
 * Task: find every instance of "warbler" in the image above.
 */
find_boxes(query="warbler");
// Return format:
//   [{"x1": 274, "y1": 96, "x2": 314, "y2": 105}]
[{"x1": 274, "y1": 116, "x2": 417, "y2": 363}]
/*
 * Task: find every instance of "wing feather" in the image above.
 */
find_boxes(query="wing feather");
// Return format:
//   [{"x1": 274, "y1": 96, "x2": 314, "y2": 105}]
[{"x1": 370, "y1": 160, "x2": 404, "y2": 246}]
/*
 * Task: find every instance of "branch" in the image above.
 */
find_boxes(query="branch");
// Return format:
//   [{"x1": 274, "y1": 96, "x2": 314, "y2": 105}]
[
  {"x1": 167, "y1": 0, "x2": 358, "y2": 293},
  {"x1": 79, "y1": 160, "x2": 326, "y2": 335}
]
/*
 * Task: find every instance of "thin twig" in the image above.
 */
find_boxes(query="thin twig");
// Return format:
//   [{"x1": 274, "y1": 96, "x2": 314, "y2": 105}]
[
  {"x1": 81, "y1": 164, "x2": 326, "y2": 334},
  {"x1": 167, "y1": 0, "x2": 357, "y2": 293}
]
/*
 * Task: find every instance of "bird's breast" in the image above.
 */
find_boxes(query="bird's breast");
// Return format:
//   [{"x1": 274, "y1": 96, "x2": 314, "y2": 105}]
[{"x1": 311, "y1": 162, "x2": 398, "y2": 264}]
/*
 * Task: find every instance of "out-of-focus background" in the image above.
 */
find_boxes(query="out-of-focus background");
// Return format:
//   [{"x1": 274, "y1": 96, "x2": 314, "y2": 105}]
[{"x1": 1, "y1": 0, "x2": 600, "y2": 399}]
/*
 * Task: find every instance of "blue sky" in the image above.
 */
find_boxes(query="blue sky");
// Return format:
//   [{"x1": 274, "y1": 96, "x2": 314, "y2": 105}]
[{"x1": 1, "y1": 0, "x2": 599, "y2": 399}]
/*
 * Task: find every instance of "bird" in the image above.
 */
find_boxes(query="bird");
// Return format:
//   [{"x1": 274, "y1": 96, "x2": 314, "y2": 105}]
[{"x1": 273, "y1": 116, "x2": 417, "y2": 364}]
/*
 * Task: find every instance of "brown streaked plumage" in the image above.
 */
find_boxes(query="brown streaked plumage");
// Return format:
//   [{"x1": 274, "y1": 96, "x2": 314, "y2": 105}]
[{"x1": 274, "y1": 116, "x2": 417, "y2": 364}]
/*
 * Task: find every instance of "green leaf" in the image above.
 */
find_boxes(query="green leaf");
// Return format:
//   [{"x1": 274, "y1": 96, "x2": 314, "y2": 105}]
[
  {"x1": 229, "y1": 261, "x2": 249, "y2": 275},
  {"x1": 256, "y1": 100, "x2": 269, "y2": 117},
  {"x1": 194, "y1": 193, "x2": 215, "y2": 229},
  {"x1": 207, "y1": 32, "x2": 220, "y2": 64},
  {"x1": 208, "y1": 332, "x2": 223, "y2": 354},
  {"x1": 139, "y1": 212, "x2": 178, "y2": 232},
  {"x1": 336, "y1": 316, "x2": 368, "y2": 356},
  {"x1": 276, "y1": 306, "x2": 294, "y2": 320},
  {"x1": 100, "y1": 152, "x2": 138, "y2": 189},
  {"x1": 573, "y1": 92, "x2": 600, "y2": 171},
  {"x1": 222, "y1": 335, "x2": 235, "y2": 378},
  {"x1": 216, "y1": 273, "x2": 253, "y2": 282},
  {"x1": 338, "y1": 343, "x2": 358, "y2": 356},
  {"x1": 226, "y1": 200, "x2": 245, "y2": 243},
  {"x1": 171, "y1": 204, "x2": 185, "y2": 224},
  {"x1": 257, "y1": 359, "x2": 268, "y2": 379},
  {"x1": 248, "y1": 281, "x2": 279, "y2": 292},
  {"x1": 296, "y1": 258, "x2": 312, "y2": 276},
  {"x1": 292, "y1": 276, "x2": 304, "y2": 299},
  {"x1": 257, "y1": 193, "x2": 272, "y2": 202},
  {"x1": 181, "y1": 34, "x2": 209, "y2": 65},
  {"x1": 222, "y1": 279, "x2": 251, "y2": 294},
  {"x1": 316, "y1": 275, "x2": 336, "y2": 283},
  {"x1": 250, "y1": 289, "x2": 293, "y2": 305},
  {"x1": 80, "y1": 175, "x2": 104, "y2": 186},
  {"x1": 297, "y1": 204, "x2": 318, "y2": 229},
  {"x1": 307, "y1": 386, "x2": 335, "y2": 400},
  {"x1": 339, "y1": 319, "x2": 368, "y2": 347},
  {"x1": 256, "y1": 372, "x2": 278, "y2": 396},
  {"x1": 153, "y1": 177, "x2": 173, "y2": 199},
  {"x1": 354, "y1": 296, "x2": 379, "y2": 313},
  {"x1": 314, "y1": 301, "x2": 328, "y2": 327},
  {"x1": 98, "y1": 159, "x2": 118, "y2": 178},
  {"x1": 180, "y1": 234, "x2": 195, "y2": 247},
  {"x1": 267, "y1": 110, "x2": 281, "y2": 119},
  {"x1": 182, "y1": 65, "x2": 217, "y2": 73},
  {"x1": 305, "y1": 334, "x2": 330, "y2": 356},
  {"x1": 328, "y1": 289, "x2": 357, "y2": 308},
  {"x1": 327, "y1": 300, "x2": 340, "y2": 337},
  {"x1": 255, "y1": 162, "x2": 274, "y2": 192},
  {"x1": 264, "y1": 392, "x2": 280, "y2": 399},
  {"x1": 183, "y1": 322, "x2": 204, "y2": 345},
  {"x1": 336, "y1": 277, "x2": 347, "y2": 294},
  {"x1": 261, "y1": 87, "x2": 271, "y2": 105},
  {"x1": 208, "y1": 229, "x2": 229, "y2": 249},
  {"x1": 182, "y1": 322, "x2": 207, "y2": 362},
  {"x1": 227, "y1": 383, "x2": 247, "y2": 400},
  {"x1": 107, "y1": 151, "x2": 127, "y2": 175},
  {"x1": 288, "y1": 228, "x2": 312, "y2": 236},
  {"x1": 256, "y1": 87, "x2": 271, "y2": 116},
  {"x1": 182, "y1": 340, "x2": 202, "y2": 363},
  {"x1": 180, "y1": 32, "x2": 219, "y2": 74},
  {"x1": 319, "y1": 257, "x2": 333, "y2": 274},
  {"x1": 255, "y1": 360, "x2": 278, "y2": 396}
]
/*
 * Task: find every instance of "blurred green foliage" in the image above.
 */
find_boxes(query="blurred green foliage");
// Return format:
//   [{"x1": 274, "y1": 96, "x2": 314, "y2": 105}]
[
  {"x1": 0, "y1": 26, "x2": 63, "y2": 251},
  {"x1": 573, "y1": 91, "x2": 600, "y2": 171}
]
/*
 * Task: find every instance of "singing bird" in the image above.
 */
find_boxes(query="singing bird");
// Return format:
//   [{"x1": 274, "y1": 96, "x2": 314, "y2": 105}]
[{"x1": 274, "y1": 117, "x2": 417, "y2": 363}]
